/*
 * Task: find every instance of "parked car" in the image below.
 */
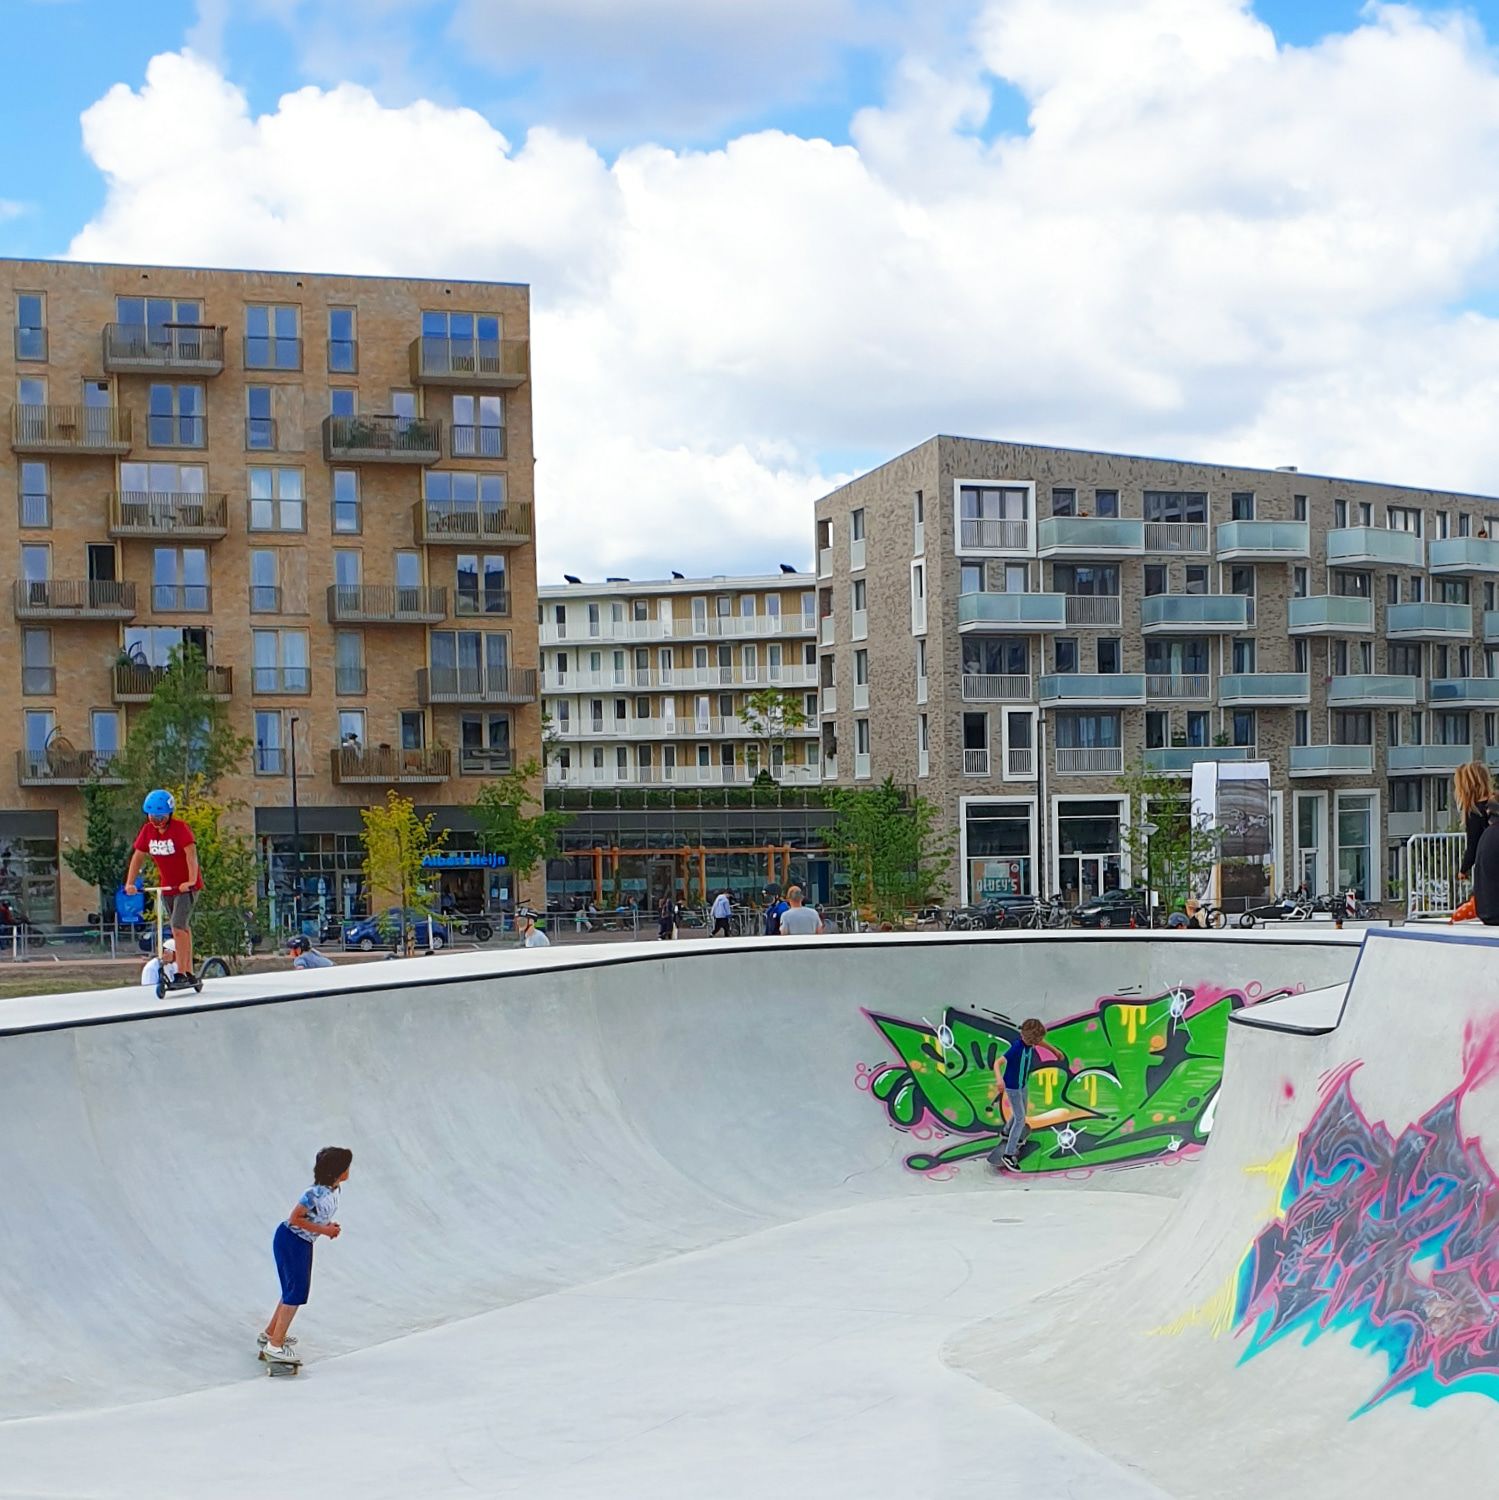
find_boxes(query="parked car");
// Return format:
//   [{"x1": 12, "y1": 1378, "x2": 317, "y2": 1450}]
[
  {"x1": 1073, "y1": 888, "x2": 1149, "y2": 928},
  {"x1": 344, "y1": 909, "x2": 452, "y2": 951}
]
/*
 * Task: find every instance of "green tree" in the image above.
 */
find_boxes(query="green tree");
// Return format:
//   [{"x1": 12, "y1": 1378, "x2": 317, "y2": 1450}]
[
  {"x1": 359, "y1": 790, "x2": 447, "y2": 952},
  {"x1": 825, "y1": 778, "x2": 953, "y2": 923},
  {"x1": 741, "y1": 688, "x2": 809, "y2": 779},
  {"x1": 1116, "y1": 761, "x2": 1223, "y2": 923},
  {"x1": 472, "y1": 758, "x2": 572, "y2": 885},
  {"x1": 116, "y1": 644, "x2": 251, "y2": 803},
  {"x1": 63, "y1": 781, "x2": 129, "y2": 917},
  {"x1": 174, "y1": 781, "x2": 262, "y2": 970}
]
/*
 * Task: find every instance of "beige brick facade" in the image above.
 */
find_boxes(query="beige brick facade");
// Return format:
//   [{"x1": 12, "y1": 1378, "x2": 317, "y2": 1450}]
[
  {"x1": 816, "y1": 435, "x2": 1499, "y2": 906},
  {"x1": 2, "y1": 258, "x2": 541, "y2": 923}
]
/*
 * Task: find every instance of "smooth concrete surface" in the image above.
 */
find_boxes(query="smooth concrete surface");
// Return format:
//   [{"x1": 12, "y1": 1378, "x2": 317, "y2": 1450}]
[{"x1": 0, "y1": 930, "x2": 1365, "y2": 1497}]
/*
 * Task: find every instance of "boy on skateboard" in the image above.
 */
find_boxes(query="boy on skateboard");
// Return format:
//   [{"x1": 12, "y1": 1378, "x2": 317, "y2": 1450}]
[
  {"x1": 123, "y1": 789, "x2": 202, "y2": 990},
  {"x1": 260, "y1": 1146, "x2": 353, "y2": 1367},
  {"x1": 987, "y1": 1018, "x2": 1048, "y2": 1171}
]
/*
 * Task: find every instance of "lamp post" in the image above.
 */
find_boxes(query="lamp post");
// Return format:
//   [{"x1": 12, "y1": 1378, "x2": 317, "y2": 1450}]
[
  {"x1": 1036, "y1": 708, "x2": 1048, "y2": 903},
  {"x1": 289, "y1": 715, "x2": 302, "y2": 935}
]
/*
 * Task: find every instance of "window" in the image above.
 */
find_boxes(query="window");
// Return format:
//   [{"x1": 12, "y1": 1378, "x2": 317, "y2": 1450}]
[
  {"x1": 328, "y1": 308, "x2": 357, "y2": 372},
  {"x1": 916, "y1": 638, "x2": 928, "y2": 702},
  {"x1": 1231, "y1": 710, "x2": 1255, "y2": 747},
  {"x1": 960, "y1": 562, "x2": 984, "y2": 594},
  {"x1": 1293, "y1": 709, "x2": 1309, "y2": 747},
  {"x1": 1293, "y1": 638, "x2": 1309, "y2": 672},
  {"x1": 1052, "y1": 563, "x2": 1119, "y2": 596},
  {"x1": 1459, "y1": 513, "x2": 1472, "y2": 538},
  {"x1": 911, "y1": 561, "x2": 926, "y2": 632},
  {"x1": 248, "y1": 467, "x2": 305, "y2": 531},
  {"x1": 1146, "y1": 711, "x2": 1168, "y2": 748},
  {"x1": 91, "y1": 710, "x2": 121, "y2": 759},
  {"x1": 335, "y1": 633, "x2": 366, "y2": 696},
  {"x1": 1386, "y1": 574, "x2": 1399, "y2": 606},
  {"x1": 1293, "y1": 494, "x2": 1308, "y2": 521},
  {"x1": 152, "y1": 547, "x2": 209, "y2": 611},
  {"x1": 1439, "y1": 577, "x2": 1470, "y2": 604},
  {"x1": 1390, "y1": 779, "x2": 1422, "y2": 814},
  {"x1": 15, "y1": 292, "x2": 45, "y2": 361},
  {"x1": 421, "y1": 310, "x2": 501, "y2": 364},
  {"x1": 1332, "y1": 570, "x2": 1370, "y2": 598},
  {"x1": 1232, "y1": 638, "x2": 1256, "y2": 672},
  {"x1": 1094, "y1": 489, "x2": 1119, "y2": 517},
  {"x1": 452, "y1": 394, "x2": 504, "y2": 457},
  {"x1": 459, "y1": 714, "x2": 512, "y2": 774},
  {"x1": 1143, "y1": 491, "x2": 1207, "y2": 523},
  {"x1": 19, "y1": 461, "x2": 49, "y2": 528},
  {"x1": 456, "y1": 553, "x2": 508, "y2": 615},
  {"x1": 337, "y1": 710, "x2": 366, "y2": 749},
  {"x1": 254, "y1": 712, "x2": 285, "y2": 775},
  {"x1": 851, "y1": 508, "x2": 865, "y2": 541},
  {"x1": 329, "y1": 387, "x2": 357, "y2": 418},
  {"x1": 1334, "y1": 498, "x2": 1348, "y2": 527},
  {"x1": 913, "y1": 490, "x2": 924, "y2": 553},
  {"x1": 1292, "y1": 566, "x2": 1308, "y2": 598},
  {"x1": 332, "y1": 470, "x2": 361, "y2": 533},
  {"x1": 250, "y1": 550, "x2": 280, "y2": 612},
  {"x1": 1387, "y1": 711, "x2": 1401, "y2": 748},
  {"x1": 1143, "y1": 564, "x2": 1167, "y2": 596},
  {"x1": 958, "y1": 485, "x2": 1029, "y2": 547},
  {"x1": 1333, "y1": 711, "x2": 1373, "y2": 745},
  {"x1": 1051, "y1": 487, "x2": 1076, "y2": 517},
  {"x1": 1054, "y1": 638, "x2": 1079, "y2": 673},
  {"x1": 252, "y1": 629, "x2": 310, "y2": 693},
  {"x1": 852, "y1": 577, "x2": 867, "y2": 610},
  {"x1": 18, "y1": 375, "x2": 45, "y2": 409},
  {"x1": 1435, "y1": 644, "x2": 1450, "y2": 678},
  {"x1": 918, "y1": 714, "x2": 929, "y2": 776},
  {"x1": 1337, "y1": 793, "x2": 1375, "y2": 898},
  {"x1": 1387, "y1": 505, "x2": 1422, "y2": 535},
  {"x1": 333, "y1": 550, "x2": 362, "y2": 591},
  {"x1": 1410, "y1": 575, "x2": 1424, "y2": 603},
  {"x1": 1184, "y1": 566, "x2": 1208, "y2": 594},
  {"x1": 22, "y1": 628, "x2": 53, "y2": 694},
  {"x1": 117, "y1": 295, "x2": 201, "y2": 331},
  {"x1": 246, "y1": 386, "x2": 275, "y2": 450},
  {"x1": 1411, "y1": 710, "x2": 1424, "y2": 745},
  {"x1": 1437, "y1": 512, "x2": 1450, "y2": 540},
  {"x1": 1186, "y1": 711, "x2": 1208, "y2": 746},
  {"x1": 423, "y1": 470, "x2": 507, "y2": 517},
  {"x1": 1097, "y1": 638, "x2": 1121, "y2": 673},
  {"x1": 1230, "y1": 492, "x2": 1254, "y2": 520},
  {"x1": 147, "y1": 383, "x2": 205, "y2": 447},
  {"x1": 245, "y1": 304, "x2": 301, "y2": 369}
]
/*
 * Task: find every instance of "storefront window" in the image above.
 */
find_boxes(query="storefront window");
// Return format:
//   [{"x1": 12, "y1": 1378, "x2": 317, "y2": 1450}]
[
  {"x1": 1055, "y1": 799, "x2": 1122, "y2": 906},
  {"x1": 965, "y1": 802, "x2": 1033, "y2": 900},
  {"x1": 0, "y1": 833, "x2": 59, "y2": 925},
  {"x1": 1336, "y1": 794, "x2": 1373, "y2": 898}
]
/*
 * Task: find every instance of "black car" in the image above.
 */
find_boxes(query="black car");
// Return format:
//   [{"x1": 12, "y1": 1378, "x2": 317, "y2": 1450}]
[{"x1": 1073, "y1": 888, "x2": 1149, "y2": 928}]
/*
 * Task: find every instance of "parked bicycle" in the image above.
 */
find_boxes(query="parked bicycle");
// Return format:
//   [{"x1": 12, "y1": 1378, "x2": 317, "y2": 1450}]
[{"x1": 1025, "y1": 895, "x2": 1073, "y2": 930}]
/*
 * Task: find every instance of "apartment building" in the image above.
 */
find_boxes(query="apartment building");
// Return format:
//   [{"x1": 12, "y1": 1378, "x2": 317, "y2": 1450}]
[
  {"x1": 815, "y1": 436, "x2": 1499, "y2": 909},
  {"x1": 2, "y1": 258, "x2": 540, "y2": 925},
  {"x1": 539, "y1": 572, "x2": 833, "y2": 906}
]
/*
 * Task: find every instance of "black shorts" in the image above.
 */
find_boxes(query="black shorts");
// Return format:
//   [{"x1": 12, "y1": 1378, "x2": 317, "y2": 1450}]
[
  {"x1": 168, "y1": 890, "x2": 197, "y2": 929},
  {"x1": 712, "y1": 917, "x2": 732, "y2": 936}
]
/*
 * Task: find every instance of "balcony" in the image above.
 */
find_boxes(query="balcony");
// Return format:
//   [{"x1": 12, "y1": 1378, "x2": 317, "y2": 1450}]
[
  {"x1": 103, "y1": 322, "x2": 226, "y2": 375},
  {"x1": 12, "y1": 404, "x2": 131, "y2": 454},
  {"x1": 450, "y1": 424, "x2": 506, "y2": 459},
  {"x1": 1038, "y1": 673, "x2": 1147, "y2": 706},
  {"x1": 252, "y1": 667, "x2": 311, "y2": 695},
  {"x1": 1055, "y1": 746, "x2": 1125, "y2": 775},
  {"x1": 1326, "y1": 527, "x2": 1424, "y2": 569},
  {"x1": 1289, "y1": 744, "x2": 1374, "y2": 777},
  {"x1": 410, "y1": 335, "x2": 529, "y2": 388},
  {"x1": 1287, "y1": 595, "x2": 1374, "y2": 635},
  {"x1": 13, "y1": 579, "x2": 137, "y2": 621},
  {"x1": 1143, "y1": 746, "x2": 1254, "y2": 775},
  {"x1": 109, "y1": 491, "x2": 229, "y2": 540},
  {"x1": 1007, "y1": 746, "x2": 1035, "y2": 777},
  {"x1": 330, "y1": 745, "x2": 452, "y2": 785},
  {"x1": 1064, "y1": 594, "x2": 1122, "y2": 627},
  {"x1": 1326, "y1": 675, "x2": 1421, "y2": 707},
  {"x1": 1142, "y1": 522, "x2": 1209, "y2": 554},
  {"x1": 961, "y1": 674, "x2": 1032, "y2": 701},
  {"x1": 962, "y1": 749, "x2": 990, "y2": 776},
  {"x1": 1140, "y1": 594, "x2": 1250, "y2": 633},
  {"x1": 1036, "y1": 517, "x2": 1144, "y2": 557},
  {"x1": 16, "y1": 748, "x2": 124, "y2": 787},
  {"x1": 958, "y1": 518, "x2": 1030, "y2": 552},
  {"x1": 1385, "y1": 602, "x2": 1473, "y2": 639},
  {"x1": 1218, "y1": 672, "x2": 1310, "y2": 706},
  {"x1": 1388, "y1": 744, "x2": 1472, "y2": 774},
  {"x1": 1429, "y1": 678, "x2": 1499, "y2": 703},
  {"x1": 1215, "y1": 520, "x2": 1311, "y2": 561},
  {"x1": 413, "y1": 499, "x2": 533, "y2": 546},
  {"x1": 113, "y1": 663, "x2": 232, "y2": 702},
  {"x1": 1429, "y1": 537, "x2": 1499, "y2": 575},
  {"x1": 1145, "y1": 673, "x2": 1210, "y2": 700},
  {"x1": 418, "y1": 666, "x2": 538, "y2": 705},
  {"x1": 323, "y1": 414, "x2": 442, "y2": 464},
  {"x1": 957, "y1": 592, "x2": 1064, "y2": 631},
  {"x1": 327, "y1": 584, "x2": 448, "y2": 625}
]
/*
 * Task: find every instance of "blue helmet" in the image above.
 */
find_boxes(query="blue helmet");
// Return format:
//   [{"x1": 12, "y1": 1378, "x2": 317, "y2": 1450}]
[{"x1": 143, "y1": 789, "x2": 175, "y2": 820}]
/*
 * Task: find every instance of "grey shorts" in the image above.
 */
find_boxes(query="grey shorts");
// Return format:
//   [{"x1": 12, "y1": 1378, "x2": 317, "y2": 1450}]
[{"x1": 168, "y1": 890, "x2": 197, "y2": 929}]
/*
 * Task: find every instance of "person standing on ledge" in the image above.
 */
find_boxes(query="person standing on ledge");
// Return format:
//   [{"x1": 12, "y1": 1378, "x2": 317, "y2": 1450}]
[
  {"x1": 776, "y1": 885, "x2": 824, "y2": 936},
  {"x1": 124, "y1": 789, "x2": 202, "y2": 990}
]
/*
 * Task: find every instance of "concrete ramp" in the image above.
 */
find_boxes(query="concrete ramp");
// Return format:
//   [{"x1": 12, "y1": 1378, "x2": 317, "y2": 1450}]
[
  {"x1": 950, "y1": 927, "x2": 1499, "y2": 1498},
  {"x1": 0, "y1": 931, "x2": 1361, "y2": 1497}
]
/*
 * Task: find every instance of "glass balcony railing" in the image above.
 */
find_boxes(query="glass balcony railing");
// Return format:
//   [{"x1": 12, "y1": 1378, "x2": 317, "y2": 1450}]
[
  {"x1": 1485, "y1": 611, "x2": 1499, "y2": 643},
  {"x1": 1215, "y1": 520, "x2": 1311, "y2": 558},
  {"x1": 1037, "y1": 673, "x2": 1147, "y2": 703},
  {"x1": 1139, "y1": 594, "x2": 1250, "y2": 630},
  {"x1": 1326, "y1": 527, "x2": 1424, "y2": 568},
  {"x1": 1035, "y1": 517, "x2": 1145, "y2": 554},
  {"x1": 1387, "y1": 745, "x2": 1472, "y2": 773},
  {"x1": 1217, "y1": 672, "x2": 1310, "y2": 704},
  {"x1": 1289, "y1": 744, "x2": 1374, "y2": 775},
  {"x1": 1429, "y1": 678, "x2": 1499, "y2": 703},
  {"x1": 1143, "y1": 746, "x2": 1254, "y2": 773},
  {"x1": 1287, "y1": 595, "x2": 1374, "y2": 633},
  {"x1": 1385, "y1": 602, "x2": 1472, "y2": 637},
  {"x1": 1326, "y1": 675, "x2": 1421, "y2": 705},
  {"x1": 957, "y1": 592, "x2": 1065, "y2": 629},
  {"x1": 1428, "y1": 537, "x2": 1499, "y2": 574}
]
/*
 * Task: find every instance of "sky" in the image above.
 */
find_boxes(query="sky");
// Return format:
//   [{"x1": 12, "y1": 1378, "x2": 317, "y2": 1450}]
[{"x1": 6, "y1": 0, "x2": 1499, "y2": 584}]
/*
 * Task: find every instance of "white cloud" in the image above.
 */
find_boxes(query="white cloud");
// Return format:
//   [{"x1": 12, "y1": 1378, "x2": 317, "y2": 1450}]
[
  {"x1": 65, "y1": 3, "x2": 1499, "y2": 583},
  {"x1": 0, "y1": 200, "x2": 28, "y2": 223}
]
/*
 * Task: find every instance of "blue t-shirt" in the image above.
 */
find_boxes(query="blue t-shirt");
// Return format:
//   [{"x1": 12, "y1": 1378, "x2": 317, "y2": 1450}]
[
  {"x1": 1000, "y1": 1038, "x2": 1036, "y2": 1091},
  {"x1": 293, "y1": 949, "x2": 335, "y2": 969},
  {"x1": 287, "y1": 1184, "x2": 339, "y2": 1244},
  {"x1": 764, "y1": 900, "x2": 789, "y2": 936}
]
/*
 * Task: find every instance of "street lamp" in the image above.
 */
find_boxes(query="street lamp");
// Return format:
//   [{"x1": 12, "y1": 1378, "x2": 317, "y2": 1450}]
[{"x1": 289, "y1": 714, "x2": 302, "y2": 934}]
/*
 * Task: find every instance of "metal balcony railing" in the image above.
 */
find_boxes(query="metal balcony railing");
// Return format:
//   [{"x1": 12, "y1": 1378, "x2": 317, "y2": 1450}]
[
  {"x1": 450, "y1": 423, "x2": 506, "y2": 458},
  {"x1": 12, "y1": 404, "x2": 131, "y2": 453},
  {"x1": 109, "y1": 490, "x2": 229, "y2": 539},
  {"x1": 327, "y1": 584, "x2": 448, "y2": 624},
  {"x1": 103, "y1": 322, "x2": 225, "y2": 373},
  {"x1": 114, "y1": 663, "x2": 232, "y2": 701},
  {"x1": 414, "y1": 499, "x2": 533, "y2": 545},
  {"x1": 323, "y1": 414, "x2": 442, "y2": 463},
  {"x1": 1145, "y1": 673, "x2": 1210, "y2": 699},
  {"x1": 411, "y1": 335, "x2": 530, "y2": 386},
  {"x1": 960, "y1": 673, "x2": 1032, "y2": 701},
  {"x1": 1064, "y1": 594, "x2": 1122, "y2": 627},
  {"x1": 16, "y1": 748, "x2": 125, "y2": 786},
  {"x1": 417, "y1": 666, "x2": 539, "y2": 704},
  {"x1": 1056, "y1": 746, "x2": 1125, "y2": 775},
  {"x1": 1143, "y1": 521, "x2": 1209, "y2": 553},
  {"x1": 959, "y1": 518, "x2": 1029, "y2": 550},
  {"x1": 252, "y1": 667, "x2": 311, "y2": 694},
  {"x1": 13, "y1": 579, "x2": 137, "y2": 620},
  {"x1": 151, "y1": 584, "x2": 212, "y2": 613},
  {"x1": 454, "y1": 587, "x2": 511, "y2": 617},
  {"x1": 330, "y1": 745, "x2": 453, "y2": 784}
]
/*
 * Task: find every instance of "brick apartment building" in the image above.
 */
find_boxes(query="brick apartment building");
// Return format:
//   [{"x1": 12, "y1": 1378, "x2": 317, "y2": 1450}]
[
  {"x1": 2, "y1": 258, "x2": 541, "y2": 926},
  {"x1": 815, "y1": 436, "x2": 1499, "y2": 908}
]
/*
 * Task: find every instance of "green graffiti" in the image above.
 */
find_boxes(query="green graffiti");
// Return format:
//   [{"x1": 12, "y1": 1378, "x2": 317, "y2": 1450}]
[{"x1": 862, "y1": 983, "x2": 1284, "y2": 1174}]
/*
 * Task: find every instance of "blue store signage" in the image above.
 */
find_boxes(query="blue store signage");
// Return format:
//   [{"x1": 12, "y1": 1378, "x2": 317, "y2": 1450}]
[{"x1": 422, "y1": 852, "x2": 508, "y2": 869}]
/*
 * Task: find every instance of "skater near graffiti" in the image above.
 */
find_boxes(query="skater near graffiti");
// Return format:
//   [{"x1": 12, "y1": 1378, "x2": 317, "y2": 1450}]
[
  {"x1": 986, "y1": 1019, "x2": 1050, "y2": 1172},
  {"x1": 123, "y1": 789, "x2": 202, "y2": 991}
]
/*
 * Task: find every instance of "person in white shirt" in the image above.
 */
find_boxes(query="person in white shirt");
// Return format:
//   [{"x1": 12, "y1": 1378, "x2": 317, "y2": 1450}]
[
  {"x1": 777, "y1": 885, "x2": 825, "y2": 936},
  {"x1": 711, "y1": 890, "x2": 733, "y2": 937},
  {"x1": 518, "y1": 910, "x2": 550, "y2": 948},
  {"x1": 141, "y1": 939, "x2": 178, "y2": 988}
]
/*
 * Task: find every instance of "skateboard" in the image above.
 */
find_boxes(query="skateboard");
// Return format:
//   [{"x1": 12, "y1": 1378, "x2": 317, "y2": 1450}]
[{"x1": 259, "y1": 1348, "x2": 302, "y2": 1378}]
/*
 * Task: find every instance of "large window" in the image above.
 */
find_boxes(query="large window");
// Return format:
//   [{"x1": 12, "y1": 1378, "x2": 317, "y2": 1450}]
[
  {"x1": 248, "y1": 467, "x2": 305, "y2": 532},
  {"x1": 335, "y1": 631, "x2": 366, "y2": 695},
  {"x1": 456, "y1": 554, "x2": 508, "y2": 615},
  {"x1": 147, "y1": 383, "x2": 205, "y2": 447},
  {"x1": 254, "y1": 711, "x2": 286, "y2": 775},
  {"x1": 1055, "y1": 799, "x2": 1123, "y2": 907},
  {"x1": 1143, "y1": 491, "x2": 1207, "y2": 523},
  {"x1": 1336, "y1": 793, "x2": 1375, "y2": 899},
  {"x1": 245, "y1": 304, "x2": 301, "y2": 369},
  {"x1": 246, "y1": 386, "x2": 275, "y2": 450},
  {"x1": 332, "y1": 470, "x2": 361, "y2": 533},
  {"x1": 452, "y1": 393, "x2": 503, "y2": 457},
  {"x1": 966, "y1": 803, "x2": 1033, "y2": 900},
  {"x1": 19, "y1": 461, "x2": 50, "y2": 528},
  {"x1": 15, "y1": 292, "x2": 46, "y2": 361},
  {"x1": 1051, "y1": 564, "x2": 1119, "y2": 596},
  {"x1": 460, "y1": 714, "x2": 512, "y2": 774},
  {"x1": 252, "y1": 629, "x2": 310, "y2": 693},
  {"x1": 152, "y1": 547, "x2": 210, "y2": 611},
  {"x1": 328, "y1": 307, "x2": 357, "y2": 372},
  {"x1": 958, "y1": 484, "x2": 1029, "y2": 548}
]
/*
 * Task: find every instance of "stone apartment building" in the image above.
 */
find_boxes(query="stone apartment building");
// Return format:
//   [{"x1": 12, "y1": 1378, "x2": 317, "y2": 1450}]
[
  {"x1": 2, "y1": 258, "x2": 541, "y2": 926},
  {"x1": 815, "y1": 435, "x2": 1499, "y2": 909},
  {"x1": 539, "y1": 572, "x2": 833, "y2": 907}
]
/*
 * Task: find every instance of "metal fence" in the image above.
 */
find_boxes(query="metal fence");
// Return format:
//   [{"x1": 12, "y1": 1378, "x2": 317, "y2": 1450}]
[{"x1": 1405, "y1": 832, "x2": 1468, "y2": 920}]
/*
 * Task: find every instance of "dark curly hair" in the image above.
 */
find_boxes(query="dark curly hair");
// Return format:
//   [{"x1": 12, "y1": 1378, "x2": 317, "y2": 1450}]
[{"x1": 313, "y1": 1146, "x2": 353, "y2": 1187}]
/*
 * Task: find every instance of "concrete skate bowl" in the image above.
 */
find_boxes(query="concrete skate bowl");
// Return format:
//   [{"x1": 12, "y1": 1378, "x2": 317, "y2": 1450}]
[
  {"x1": 950, "y1": 926, "x2": 1499, "y2": 1499},
  {"x1": 0, "y1": 930, "x2": 1360, "y2": 1498}
]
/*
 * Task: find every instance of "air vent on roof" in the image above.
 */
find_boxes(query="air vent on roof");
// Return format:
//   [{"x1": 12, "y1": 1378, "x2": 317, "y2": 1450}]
[
  {"x1": 671, "y1": 571, "x2": 685, "y2": 579},
  {"x1": 562, "y1": 574, "x2": 581, "y2": 584},
  {"x1": 606, "y1": 576, "x2": 628, "y2": 583},
  {"x1": 1275, "y1": 465, "x2": 1299, "y2": 472},
  {"x1": 779, "y1": 563, "x2": 796, "y2": 573}
]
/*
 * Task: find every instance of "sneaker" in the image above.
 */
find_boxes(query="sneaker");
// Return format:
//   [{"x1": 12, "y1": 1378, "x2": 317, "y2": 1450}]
[
  {"x1": 257, "y1": 1332, "x2": 297, "y2": 1349},
  {"x1": 261, "y1": 1342, "x2": 300, "y2": 1364}
]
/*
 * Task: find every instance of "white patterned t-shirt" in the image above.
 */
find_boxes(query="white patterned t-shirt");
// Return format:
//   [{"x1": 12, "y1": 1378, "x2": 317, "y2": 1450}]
[{"x1": 287, "y1": 1184, "x2": 339, "y2": 1243}]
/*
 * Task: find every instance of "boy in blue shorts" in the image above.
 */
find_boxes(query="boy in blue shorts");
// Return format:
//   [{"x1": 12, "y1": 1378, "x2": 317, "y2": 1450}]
[{"x1": 260, "y1": 1146, "x2": 352, "y2": 1363}]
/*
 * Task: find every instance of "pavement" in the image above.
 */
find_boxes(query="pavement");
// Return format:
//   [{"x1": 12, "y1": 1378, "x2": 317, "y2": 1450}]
[{"x1": 9, "y1": 925, "x2": 1483, "y2": 1499}]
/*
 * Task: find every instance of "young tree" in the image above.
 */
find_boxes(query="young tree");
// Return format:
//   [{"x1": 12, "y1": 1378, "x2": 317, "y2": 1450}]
[
  {"x1": 63, "y1": 781, "x2": 129, "y2": 919},
  {"x1": 472, "y1": 758, "x2": 572, "y2": 887},
  {"x1": 1116, "y1": 761, "x2": 1223, "y2": 923},
  {"x1": 116, "y1": 644, "x2": 251, "y2": 803},
  {"x1": 740, "y1": 688, "x2": 809, "y2": 779},
  {"x1": 173, "y1": 780, "x2": 262, "y2": 970},
  {"x1": 825, "y1": 778, "x2": 953, "y2": 924},
  {"x1": 359, "y1": 790, "x2": 447, "y2": 953}
]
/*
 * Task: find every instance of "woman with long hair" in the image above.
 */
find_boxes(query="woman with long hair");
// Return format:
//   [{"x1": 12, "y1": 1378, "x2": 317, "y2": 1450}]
[{"x1": 1453, "y1": 760, "x2": 1495, "y2": 880}]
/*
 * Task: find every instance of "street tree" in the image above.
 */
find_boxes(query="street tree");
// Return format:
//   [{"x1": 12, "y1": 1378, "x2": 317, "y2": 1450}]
[
  {"x1": 1116, "y1": 760, "x2": 1223, "y2": 923},
  {"x1": 359, "y1": 790, "x2": 448, "y2": 953},
  {"x1": 825, "y1": 778, "x2": 953, "y2": 924},
  {"x1": 472, "y1": 758, "x2": 571, "y2": 891}
]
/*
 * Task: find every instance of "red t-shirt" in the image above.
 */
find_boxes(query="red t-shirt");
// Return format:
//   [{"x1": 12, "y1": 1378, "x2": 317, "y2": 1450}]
[{"x1": 133, "y1": 818, "x2": 203, "y2": 892}]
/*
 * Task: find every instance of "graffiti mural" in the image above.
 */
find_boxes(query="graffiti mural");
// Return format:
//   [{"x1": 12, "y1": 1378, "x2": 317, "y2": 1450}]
[
  {"x1": 1234, "y1": 1056, "x2": 1499, "y2": 1411},
  {"x1": 859, "y1": 981, "x2": 1289, "y2": 1174}
]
